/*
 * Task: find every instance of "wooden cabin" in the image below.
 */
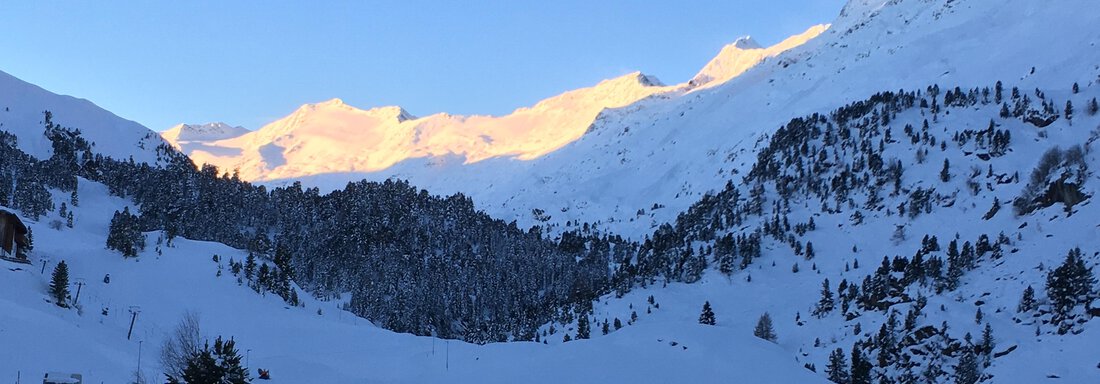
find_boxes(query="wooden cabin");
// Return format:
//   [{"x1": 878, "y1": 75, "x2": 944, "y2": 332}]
[{"x1": 0, "y1": 209, "x2": 29, "y2": 261}]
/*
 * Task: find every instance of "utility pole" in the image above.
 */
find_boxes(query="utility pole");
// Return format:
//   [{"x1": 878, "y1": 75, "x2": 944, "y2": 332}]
[
  {"x1": 137, "y1": 340, "x2": 143, "y2": 382},
  {"x1": 446, "y1": 340, "x2": 449, "y2": 371},
  {"x1": 72, "y1": 278, "x2": 86, "y2": 306},
  {"x1": 127, "y1": 306, "x2": 142, "y2": 340}
]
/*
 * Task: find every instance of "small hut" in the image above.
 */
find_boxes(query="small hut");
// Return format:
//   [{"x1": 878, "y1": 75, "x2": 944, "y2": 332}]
[{"x1": 0, "y1": 209, "x2": 29, "y2": 261}]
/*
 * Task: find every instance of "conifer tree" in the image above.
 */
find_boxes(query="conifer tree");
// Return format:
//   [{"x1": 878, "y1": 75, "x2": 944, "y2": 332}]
[
  {"x1": 825, "y1": 348, "x2": 849, "y2": 384},
  {"x1": 106, "y1": 207, "x2": 145, "y2": 257},
  {"x1": 244, "y1": 253, "x2": 256, "y2": 280},
  {"x1": 698, "y1": 301, "x2": 716, "y2": 325},
  {"x1": 814, "y1": 278, "x2": 835, "y2": 318},
  {"x1": 1046, "y1": 247, "x2": 1096, "y2": 318},
  {"x1": 850, "y1": 346, "x2": 871, "y2": 384},
  {"x1": 954, "y1": 348, "x2": 981, "y2": 384},
  {"x1": 1088, "y1": 97, "x2": 1099, "y2": 116},
  {"x1": 753, "y1": 312, "x2": 776, "y2": 342},
  {"x1": 979, "y1": 323, "x2": 995, "y2": 357},
  {"x1": 1017, "y1": 285, "x2": 1036, "y2": 313},
  {"x1": 179, "y1": 336, "x2": 251, "y2": 384},
  {"x1": 940, "y1": 158, "x2": 951, "y2": 182},
  {"x1": 49, "y1": 260, "x2": 70, "y2": 307},
  {"x1": 576, "y1": 315, "x2": 590, "y2": 340}
]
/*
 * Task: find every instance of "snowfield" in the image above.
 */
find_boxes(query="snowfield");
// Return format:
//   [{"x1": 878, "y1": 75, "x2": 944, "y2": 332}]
[
  {"x1": 1, "y1": 0, "x2": 1099, "y2": 382},
  {"x1": 0, "y1": 181, "x2": 824, "y2": 383}
]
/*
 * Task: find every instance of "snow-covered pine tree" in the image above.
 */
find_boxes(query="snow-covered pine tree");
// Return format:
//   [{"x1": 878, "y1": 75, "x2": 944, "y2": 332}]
[
  {"x1": 49, "y1": 260, "x2": 70, "y2": 307},
  {"x1": 753, "y1": 312, "x2": 776, "y2": 342},
  {"x1": 698, "y1": 301, "x2": 716, "y2": 325},
  {"x1": 106, "y1": 207, "x2": 145, "y2": 257},
  {"x1": 1046, "y1": 247, "x2": 1096, "y2": 320},
  {"x1": 814, "y1": 278, "x2": 835, "y2": 318},
  {"x1": 849, "y1": 345, "x2": 871, "y2": 384},
  {"x1": 825, "y1": 348, "x2": 848, "y2": 384},
  {"x1": 1017, "y1": 285, "x2": 1037, "y2": 313},
  {"x1": 954, "y1": 346, "x2": 981, "y2": 384},
  {"x1": 576, "y1": 315, "x2": 590, "y2": 340}
]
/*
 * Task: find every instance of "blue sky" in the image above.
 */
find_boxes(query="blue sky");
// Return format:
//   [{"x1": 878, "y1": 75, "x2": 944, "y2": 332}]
[{"x1": 0, "y1": 1, "x2": 845, "y2": 131}]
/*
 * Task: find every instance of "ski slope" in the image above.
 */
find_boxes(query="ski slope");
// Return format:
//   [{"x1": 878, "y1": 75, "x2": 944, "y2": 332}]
[{"x1": 0, "y1": 181, "x2": 825, "y2": 383}]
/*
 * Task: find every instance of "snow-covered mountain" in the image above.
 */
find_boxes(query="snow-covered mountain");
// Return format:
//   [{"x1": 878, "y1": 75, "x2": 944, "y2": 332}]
[
  {"x1": 0, "y1": 70, "x2": 165, "y2": 163},
  {"x1": 167, "y1": 0, "x2": 1100, "y2": 241},
  {"x1": 161, "y1": 25, "x2": 826, "y2": 185},
  {"x1": 2, "y1": 0, "x2": 1099, "y2": 382},
  {"x1": 162, "y1": 122, "x2": 249, "y2": 145}
]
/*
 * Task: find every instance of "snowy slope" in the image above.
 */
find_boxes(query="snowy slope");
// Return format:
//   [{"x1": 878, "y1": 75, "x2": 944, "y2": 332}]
[
  {"x1": 0, "y1": 70, "x2": 165, "y2": 163},
  {"x1": 166, "y1": 0, "x2": 1100, "y2": 241},
  {"x1": 0, "y1": 179, "x2": 826, "y2": 383}
]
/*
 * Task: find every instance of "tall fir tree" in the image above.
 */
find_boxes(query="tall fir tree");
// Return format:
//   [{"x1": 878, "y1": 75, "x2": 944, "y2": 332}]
[
  {"x1": 178, "y1": 336, "x2": 250, "y2": 384},
  {"x1": 698, "y1": 301, "x2": 716, "y2": 325},
  {"x1": 576, "y1": 314, "x2": 590, "y2": 340},
  {"x1": 753, "y1": 312, "x2": 776, "y2": 342},
  {"x1": 850, "y1": 345, "x2": 871, "y2": 384},
  {"x1": 49, "y1": 260, "x2": 70, "y2": 307},
  {"x1": 1017, "y1": 285, "x2": 1036, "y2": 313},
  {"x1": 1046, "y1": 247, "x2": 1096, "y2": 318},
  {"x1": 814, "y1": 278, "x2": 835, "y2": 318},
  {"x1": 825, "y1": 348, "x2": 849, "y2": 384}
]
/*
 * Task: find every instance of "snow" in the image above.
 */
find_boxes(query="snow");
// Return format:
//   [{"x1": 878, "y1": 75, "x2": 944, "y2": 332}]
[
  {"x1": 162, "y1": 0, "x2": 1100, "y2": 243},
  {"x1": 0, "y1": 179, "x2": 826, "y2": 383},
  {"x1": 1, "y1": 0, "x2": 1098, "y2": 382},
  {"x1": 0, "y1": 70, "x2": 164, "y2": 163}
]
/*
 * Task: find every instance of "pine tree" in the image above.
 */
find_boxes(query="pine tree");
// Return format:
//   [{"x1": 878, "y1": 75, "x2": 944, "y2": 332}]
[
  {"x1": 244, "y1": 253, "x2": 256, "y2": 280},
  {"x1": 825, "y1": 348, "x2": 849, "y2": 384},
  {"x1": 49, "y1": 260, "x2": 70, "y2": 307},
  {"x1": 1017, "y1": 285, "x2": 1036, "y2": 313},
  {"x1": 180, "y1": 347, "x2": 220, "y2": 384},
  {"x1": 814, "y1": 278, "x2": 835, "y2": 318},
  {"x1": 954, "y1": 348, "x2": 981, "y2": 384},
  {"x1": 1065, "y1": 100, "x2": 1074, "y2": 122},
  {"x1": 940, "y1": 158, "x2": 951, "y2": 182},
  {"x1": 850, "y1": 346, "x2": 871, "y2": 384},
  {"x1": 753, "y1": 312, "x2": 776, "y2": 342},
  {"x1": 613, "y1": 318, "x2": 622, "y2": 330},
  {"x1": 180, "y1": 336, "x2": 251, "y2": 384},
  {"x1": 601, "y1": 320, "x2": 609, "y2": 335},
  {"x1": 576, "y1": 315, "x2": 591, "y2": 340},
  {"x1": 1046, "y1": 247, "x2": 1096, "y2": 318},
  {"x1": 698, "y1": 301, "x2": 716, "y2": 325},
  {"x1": 979, "y1": 323, "x2": 995, "y2": 357},
  {"x1": 106, "y1": 207, "x2": 145, "y2": 257},
  {"x1": 1088, "y1": 97, "x2": 1099, "y2": 116}
]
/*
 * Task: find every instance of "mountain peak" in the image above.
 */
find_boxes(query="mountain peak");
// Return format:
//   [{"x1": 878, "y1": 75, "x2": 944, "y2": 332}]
[
  {"x1": 162, "y1": 122, "x2": 249, "y2": 144},
  {"x1": 731, "y1": 36, "x2": 763, "y2": 50},
  {"x1": 318, "y1": 97, "x2": 346, "y2": 107},
  {"x1": 689, "y1": 25, "x2": 827, "y2": 89}
]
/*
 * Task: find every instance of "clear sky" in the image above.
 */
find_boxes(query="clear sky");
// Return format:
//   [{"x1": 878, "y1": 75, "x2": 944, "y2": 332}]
[{"x1": 0, "y1": 1, "x2": 845, "y2": 131}]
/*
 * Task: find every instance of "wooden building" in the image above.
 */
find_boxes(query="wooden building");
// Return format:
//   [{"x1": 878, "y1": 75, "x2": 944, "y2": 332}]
[{"x1": 0, "y1": 209, "x2": 29, "y2": 261}]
